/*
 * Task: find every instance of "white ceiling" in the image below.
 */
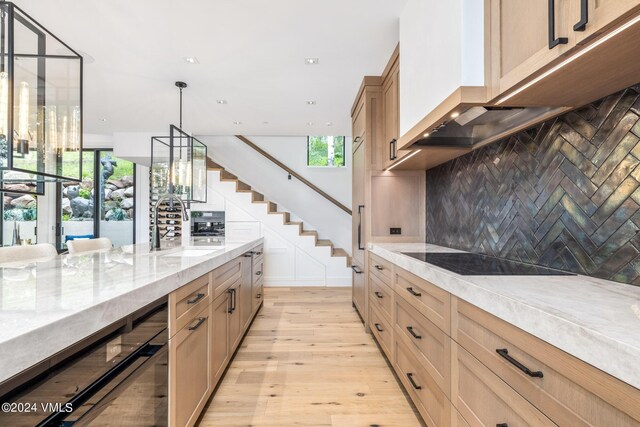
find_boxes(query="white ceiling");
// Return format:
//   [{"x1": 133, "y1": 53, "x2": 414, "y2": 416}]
[{"x1": 13, "y1": 0, "x2": 406, "y2": 137}]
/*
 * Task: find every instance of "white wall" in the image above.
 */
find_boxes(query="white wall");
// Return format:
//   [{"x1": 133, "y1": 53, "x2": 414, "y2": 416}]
[
  {"x1": 399, "y1": 0, "x2": 484, "y2": 135},
  {"x1": 198, "y1": 135, "x2": 352, "y2": 252}
]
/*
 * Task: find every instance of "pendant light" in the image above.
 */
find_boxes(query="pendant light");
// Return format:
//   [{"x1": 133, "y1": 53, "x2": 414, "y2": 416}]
[
  {"x1": 150, "y1": 82, "x2": 207, "y2": 203},
  {"x1": 0, "y1": 1, "x2": 83, "y2": 195}
]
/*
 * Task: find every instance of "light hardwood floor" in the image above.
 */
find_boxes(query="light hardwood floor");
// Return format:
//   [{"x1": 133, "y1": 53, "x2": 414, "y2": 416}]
[{"x1": 198, "y1": 287, "x2": 423, "y2": 427}]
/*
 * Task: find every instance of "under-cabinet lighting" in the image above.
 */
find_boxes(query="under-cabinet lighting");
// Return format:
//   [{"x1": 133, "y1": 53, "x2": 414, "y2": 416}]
[
  {"x1": 450, "y1": 111, "x2": 460, "y2": 119},
  {"x1": 497, "y1": 13, "x2": 640, "y2": 105},
  {"x1": 423, "y1": 132, "x2": 430, "y2": 138},
  {"x1": 385, "y1": 150, "x2": 420, "y2": 171}
]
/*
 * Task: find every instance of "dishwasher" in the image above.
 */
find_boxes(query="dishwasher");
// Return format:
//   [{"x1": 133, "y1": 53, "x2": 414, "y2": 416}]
[{"x1": 0, "y1": 301, "x2": 168, "y2": 427}]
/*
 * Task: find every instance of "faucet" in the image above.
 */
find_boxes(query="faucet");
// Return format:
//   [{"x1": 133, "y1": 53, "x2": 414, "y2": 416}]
[{"x1": 151, "y1": 194, "x2": 190, "y2": 251}]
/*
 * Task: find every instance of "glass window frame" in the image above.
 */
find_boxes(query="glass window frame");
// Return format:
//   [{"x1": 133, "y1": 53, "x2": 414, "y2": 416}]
[
  {"x1": 306, "y1": 136, "x2": 346, "y2": 168},
  {"x1": 55, "y1": 148, "x2": 136, "y2": 250}
]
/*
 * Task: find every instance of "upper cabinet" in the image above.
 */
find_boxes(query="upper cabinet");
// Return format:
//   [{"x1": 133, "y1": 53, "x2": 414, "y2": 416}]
[
  {"x1": 386, "y1": 0, "x2": 640, "y2": 171},
  {"x1": 381, "y1": 47, "x2": 406, "y2": 170},
  {"x1": 491, "y1": 0, "x2": 640, "y2": 106}
]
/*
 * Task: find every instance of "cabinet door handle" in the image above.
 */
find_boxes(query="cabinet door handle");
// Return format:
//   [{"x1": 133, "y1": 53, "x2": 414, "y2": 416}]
[
  {"x1": 188, "y1": 317, "x2": 206, "y2": 331},
  {"x1": 357, "y1": 205, "x2": 365, "y2": 250},
  {"x1": 406, "y1": 373, "x2": 422, "y2": 390},
  {"x1": 374, "y1": 291, "x2": 384, "y2": 299},
  {"x1": 496, "y1": 424, "x2": 509, "y2": 427},
  {"x1": 374, "y1": 265, "x2": 384, "y2": 271},
  {"x1": 406, "y1": 287, "x2": 422, "y2": 297},
  {"x1": 389, "y1": 139, "x2": 398, "y2": 160},
  {"x1": 406, "y1": 326, "x2": 422, "y2": 339},
  {"x1": 354, "y1": 136, "x2": 361, "y2": 143},
  {"x1": 573, "y1": 0, "x2": 588, "y2": 31},
  {"x1": 496, "y1": 348, "x2": 544, "y2": 378},
  {"x1": 227, "y1": 288, "x2": 236, "y2": 313},
  {"x1": 548, "y1": 0, "x2": 569, "y2": 48},
  {"x1": 374, "y1": 323, "x2": 383, "y2": 332},
  {"x1": 187, "y1": 293, "x2": 205, "y2": 305},
  {"x1": 351, "y1": 265, "x2": 363, "y2": 274}
]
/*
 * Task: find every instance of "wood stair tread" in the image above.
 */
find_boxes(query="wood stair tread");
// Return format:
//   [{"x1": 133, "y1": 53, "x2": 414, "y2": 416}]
[{"x1": 207, "y1": 156, "x2": 351, "y2": 263}]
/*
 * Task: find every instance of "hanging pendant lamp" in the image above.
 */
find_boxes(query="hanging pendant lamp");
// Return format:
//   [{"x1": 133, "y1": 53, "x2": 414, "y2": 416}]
[
  {"x1": 150, "y1": 81, "x2": 207, "y2": 203},
  {"x1": 0, "y1": 1, "x2": 83, "y2": 196}
]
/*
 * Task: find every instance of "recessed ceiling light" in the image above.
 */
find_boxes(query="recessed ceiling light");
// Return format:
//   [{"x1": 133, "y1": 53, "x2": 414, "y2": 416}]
[
  {"x1": 306, "y1": 122, "x2": 315, "y2": 126},
  {"x1": 304, "y1": 58, "x2": 319, "y2": 65},
  {"x1": 184, "y1": 57, "x2": 199, "y2": 64},
  {"x1": 326, "y1": 122, "x2": 333, "y2": 126},
  {"x1": 217, "y1": 100, "x2": 227, "y2": 104},
  {"x1": 100, "y1": 118, "x2": 107, "y2": 122},
  {"x1": 262, "y1": 121, "x2": 269, "y2": 125},
  {"x1": 233, "y1": 121, "x2": 242, "y2": 125},
  {"x1": 306, "y1": 100, "x2": 316, "y2": 105}
]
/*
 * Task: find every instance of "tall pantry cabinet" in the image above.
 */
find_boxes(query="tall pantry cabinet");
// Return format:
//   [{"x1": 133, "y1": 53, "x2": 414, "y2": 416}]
[{"x1": 351, "y1": 46, "x2": 426, "y2": 327}]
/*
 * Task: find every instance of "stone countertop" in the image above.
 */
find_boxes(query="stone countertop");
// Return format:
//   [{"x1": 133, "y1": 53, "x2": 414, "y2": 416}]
[
  {"x1": 0, "y1": 238, "x2": 263, "y2": 384},
  {"x1": 369, "y1": 242, "x2": 640, "y2": 390}
]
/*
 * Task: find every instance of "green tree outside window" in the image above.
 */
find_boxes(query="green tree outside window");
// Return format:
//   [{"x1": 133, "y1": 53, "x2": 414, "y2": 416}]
[{"x1": 307, "y1": 136, "x2": 345, "y2": 167}]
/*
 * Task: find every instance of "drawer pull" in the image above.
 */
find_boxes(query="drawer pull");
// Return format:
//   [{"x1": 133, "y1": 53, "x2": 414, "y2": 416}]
[
  {"x1": 187, "y1": 292, "x2": 205, "y2": 305},
  {"x1": 406, "y1": 373, "x2": 422, "y2": 390},
  {"x1": 374, "y1": 323, "x2": 383, "y2": 332},
  {"x1": 496, "y1": 424, "x2": 509, "y2": 427},
  {"x1": 374, "y1": 291, "x2": 384, "y2": 299},
  {"x1": 406, "y1": 287, "x2": 422, "y2": 297},
  {"x1": 188, "y1": 317, "x2": 206, "y2": 331},
  {"x1": 496, "y1": 348, "x2": 544, "y2": 378},
  {"x1": 256, "y1": 293, "x2": 262, "y2": 299},
  {"x1": 406, "y1": 326, "x2": 422, "y2": 339},
  {"x1": 256, "y1": 270, "x2": 262, "y2": 276},
  {"x1": 351, "y1": 265, "x2": 363, "y2": 274},
  {"x1": 374, "y1": 265, "x2": 384, "y2": 271}
]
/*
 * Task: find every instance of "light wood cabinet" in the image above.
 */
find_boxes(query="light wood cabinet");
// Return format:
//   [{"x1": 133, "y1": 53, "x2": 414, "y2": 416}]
[
  {"x1": 168, "y1": 245, "x2": 263, "y2": 427},
  {"x1": 240, "y1": 253, "x2": 253, "y2": 331},
  {"x1": 382, "y1": 60, "x2": 400, "y2": 170},
  {"x1": 453, "y1": 297, "x2": 640, "y2": 426},
  {"x1": 490, "y1": 0, "x2": 573, "y2": 96},
  {"x1": 452, "y1": 342, "x2": 554, "y2": 427},
  {"x1": 573, "y1": 0, "x2": 640, "y2": 44},
  {"x1": 352, "y1": 140, "x2": 366, "y2": 268},
  {"x1": 211, "y1": 291, "x2": 230, "y2": 385},
  {"x1": 169, "y1": 304, "x2": 212, "y2": 427},
  {"x1": 366, "y1": 254, "x2": 640, "y2": 427},
  {"x1": 352, "y1": 261, "x2": 365, "y2": 317}
]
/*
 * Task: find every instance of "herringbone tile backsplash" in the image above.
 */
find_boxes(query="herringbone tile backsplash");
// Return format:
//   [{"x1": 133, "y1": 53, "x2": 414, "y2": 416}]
[{"x1": 426, "y1": 86, "x2": 640, "y2": 285}]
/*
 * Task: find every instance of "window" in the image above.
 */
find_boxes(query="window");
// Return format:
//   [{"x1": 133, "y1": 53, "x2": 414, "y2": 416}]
[
  {"x1": 2, "y1": 193, "x2": 37, "y2": 245},
  {"x1": 57, "y1": 149, "x2": 136, "y2": 249},
  {"x1": 307, "y1": 136, "x2": 345, "y2": 167}
]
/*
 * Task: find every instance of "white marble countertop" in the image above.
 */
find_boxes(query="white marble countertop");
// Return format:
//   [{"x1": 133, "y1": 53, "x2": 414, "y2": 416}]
[
  {"x1": 369, "y1": 242, "x2": 640, "y2": 390},
  {"x1": 0, "y1": 238, "x2": 263, "y2": 384}
]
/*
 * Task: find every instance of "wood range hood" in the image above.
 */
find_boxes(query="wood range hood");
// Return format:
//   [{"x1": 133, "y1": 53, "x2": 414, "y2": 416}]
[{"x1": 392, "y1": 8, "x2": 640, "y2": 171}]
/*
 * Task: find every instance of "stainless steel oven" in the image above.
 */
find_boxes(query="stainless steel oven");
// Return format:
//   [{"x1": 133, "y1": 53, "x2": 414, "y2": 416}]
[
  {"x1": 191, "y1": 211, "x2": 225, "y2": 237},
  {"x1": 0, "y1": 302, "x2": 168, "y2": 427}
]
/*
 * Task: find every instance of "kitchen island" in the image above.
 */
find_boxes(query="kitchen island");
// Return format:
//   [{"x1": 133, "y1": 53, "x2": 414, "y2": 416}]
[{"x1": 0, "y1": 238, "x2": 263, "y2": 388}]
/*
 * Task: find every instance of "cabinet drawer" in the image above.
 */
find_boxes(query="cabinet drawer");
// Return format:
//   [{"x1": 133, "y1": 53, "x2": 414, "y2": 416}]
[
  {"x1": 395, "y1": 296, "x2": 450, "y2": 397},
  {"x1": 453, "y1": 342, "x2": 554, "y2": 427},
  {"x1": 253, "y1": 259, "x2": 264, "y2": 285},
  {"x1": 168, "y1": 273, "x2": 210, "y2": 337},
  {"x1": 368, "y1": 303, "x2": 392, "y2": 360},
  {"x1": 369, "y1": 252, "x2": 393, "y2": 286},
  {"x1": 170, "y1": 304, "x2": 212, "y2": 427},
  {"x1": 369, "y1": 273, "x2": 392, "y2": 321},
  {"x1": 211, "y1": 258, "x2": 242, "y2": 298},
  {"x1": 252, "y1": 244, "x2": 264, "y2": 265},
  {"x1": 394, "y1": 338, "x2": 450, "y2": 427},
  {"x1": 454, "y1": 298, "x2": 640, "y2": 426},
  {"x1": 394, "y1": 266, "x2": 450, "y2": 334}
]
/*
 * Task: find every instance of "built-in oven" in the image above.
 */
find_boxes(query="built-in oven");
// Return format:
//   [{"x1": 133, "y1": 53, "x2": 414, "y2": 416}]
[
  {"x1": 0, "y1": 300, "x2": 168, "y2": 427},
  {"x1": 191, "y1": 211, "x2": 225, "y2": 237}
]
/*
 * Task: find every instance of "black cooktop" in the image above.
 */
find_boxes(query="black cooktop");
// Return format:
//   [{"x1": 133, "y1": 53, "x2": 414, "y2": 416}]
[{"x1": 401, "y1": 252, "x2": 576, "y2": 276}]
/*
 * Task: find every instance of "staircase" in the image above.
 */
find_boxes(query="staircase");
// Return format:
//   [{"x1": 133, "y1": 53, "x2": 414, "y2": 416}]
[{"x1": 206, "y1": 158, "x2": 352, "y2": 268}]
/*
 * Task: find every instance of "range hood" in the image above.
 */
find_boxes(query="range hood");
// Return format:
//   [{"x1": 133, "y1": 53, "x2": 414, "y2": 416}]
[{"x1": 413, "y1": 105, "x2": 559, "y2": 148}]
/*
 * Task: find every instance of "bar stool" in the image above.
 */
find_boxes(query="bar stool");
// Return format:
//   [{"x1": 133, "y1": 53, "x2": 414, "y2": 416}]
[
  {"x1": 0, "y1": 243, "x2": 58, "y2": 264},
  {"x1": 67, "y1": 237, "x2": 113, "y2": 254}
]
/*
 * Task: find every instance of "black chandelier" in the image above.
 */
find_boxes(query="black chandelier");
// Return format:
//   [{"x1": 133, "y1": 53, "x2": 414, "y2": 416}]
[{"x1": 0, "y1": 1, "x2": 83, "y2": 195}]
